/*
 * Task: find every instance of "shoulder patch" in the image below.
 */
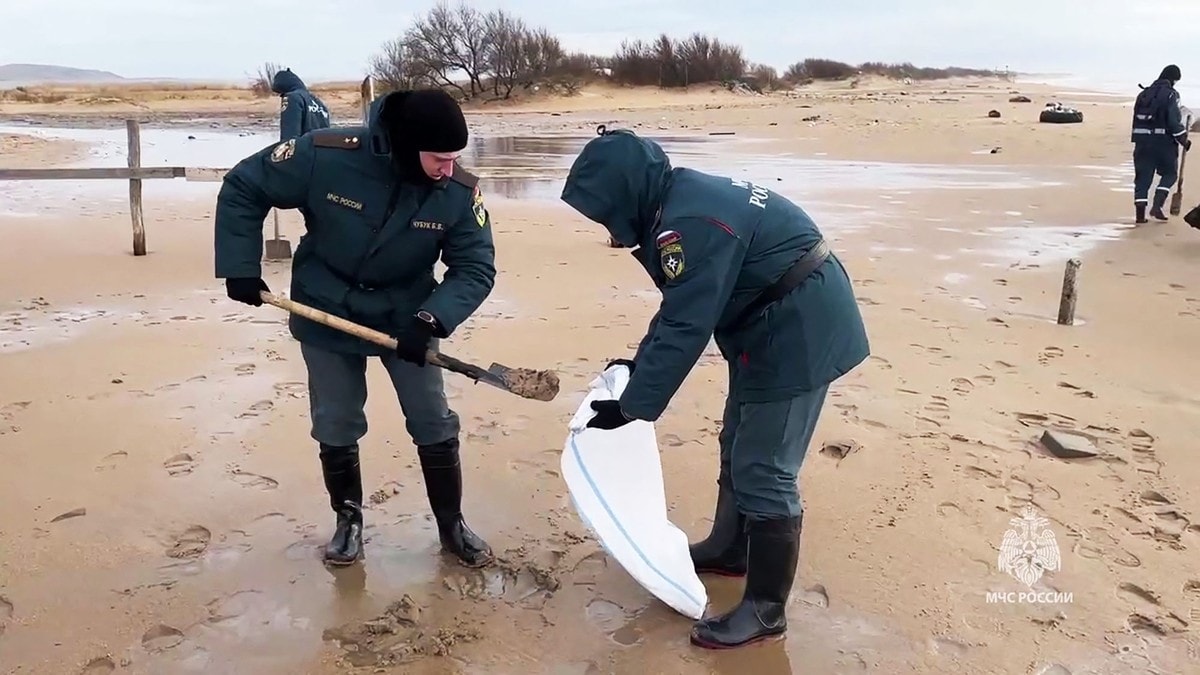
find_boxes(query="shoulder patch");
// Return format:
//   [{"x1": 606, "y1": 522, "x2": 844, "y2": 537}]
[
  {"x1": 449, "y1": 163, "x2": 480, "y2": 189},
  {"x1": 655, "y1": 229, "x2": 681, "y2": 249},
  {"x1": 312, "y1": 133, "x2": 362, "y2": 150},
  {"x1": 471, "y1": 185, "x2": 488, "y2": 227},
  {"x1": 269, "y1": 138, "x2": 296, "y2": 163},
  {"x1": 658, "y1": 230, "x2": 685, "y2": 280}
]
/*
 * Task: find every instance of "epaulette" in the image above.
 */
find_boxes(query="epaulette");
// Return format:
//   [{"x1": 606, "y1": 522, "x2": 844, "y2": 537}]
[
  {"x1": 449, "y1": 163, "x2": 479, "y2": 189},
  {"x1": 312, "y1": 132, "x2": 362, "y2": 150}
]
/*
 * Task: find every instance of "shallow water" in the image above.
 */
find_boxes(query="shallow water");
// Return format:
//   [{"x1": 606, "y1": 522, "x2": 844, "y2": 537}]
[
  {"x1": 0, "y1": 124, "x2": 1137, "y2": 269},
  {"x1": 1, "y1": 123, "x2": 1075, "y2": 212}
]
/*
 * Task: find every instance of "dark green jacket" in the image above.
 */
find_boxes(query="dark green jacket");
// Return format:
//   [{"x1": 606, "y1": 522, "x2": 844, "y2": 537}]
[
  {"x1": 272, "y1": 69, "x2": 331, "y2": 141},
  {"x1": 213, "y1": 93, "x2": 496, "y2": 355},
  {"x1": 561, "y1": 128, "x2": 869, "y2": 421}
]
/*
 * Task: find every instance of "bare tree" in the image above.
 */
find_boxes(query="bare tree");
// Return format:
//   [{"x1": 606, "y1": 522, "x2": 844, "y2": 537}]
[
  {"x1": 402, "y1": 0, "x2": 489, "y2": 99},
  {"x1": 521, "y1": 27, "x2": 564, "y2": 83},
  {"x1": 369, "y1": 39, "x2": 425, "y2": 93},
  {"x1": 482, "y1": 9, "x2": 526, "y2": 98},
  {"x1": 250, "y1": 61, "x2": 281, "y2": 97}
]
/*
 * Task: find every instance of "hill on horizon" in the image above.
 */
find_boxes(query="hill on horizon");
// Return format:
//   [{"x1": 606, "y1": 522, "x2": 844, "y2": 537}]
[{"x1": 0, "y1": 63, "x2": 126, "y2": 86}]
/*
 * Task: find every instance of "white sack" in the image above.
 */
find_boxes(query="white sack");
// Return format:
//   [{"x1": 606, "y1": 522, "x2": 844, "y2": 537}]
[{"x1": 561, "y1": 364, "x2": 708, "y2": 620}]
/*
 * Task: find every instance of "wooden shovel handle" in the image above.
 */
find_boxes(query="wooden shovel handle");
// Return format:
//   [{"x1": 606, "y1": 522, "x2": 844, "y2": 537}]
[{"x1": 260, "y1": 291, "x2": 447, "y2": 368}]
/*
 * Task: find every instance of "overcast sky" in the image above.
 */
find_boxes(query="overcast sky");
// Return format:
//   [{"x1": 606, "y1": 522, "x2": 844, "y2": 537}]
[{"x1": 3, "y1": 0, "x2": 1199, "y2": 90}]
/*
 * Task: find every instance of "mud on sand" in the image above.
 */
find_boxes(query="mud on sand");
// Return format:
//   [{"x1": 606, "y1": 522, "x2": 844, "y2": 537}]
[
  {"x1": 500, "y1": 367, "x2": 561, "y2": 401},
  {"x1": 322, "y1": 546, "x2": 566, "y2": 670}
]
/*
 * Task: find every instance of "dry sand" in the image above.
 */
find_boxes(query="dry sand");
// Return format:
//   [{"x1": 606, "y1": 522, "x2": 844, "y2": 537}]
[{"x1": 1, "y1": 76, "x2": 1199, "y2": 674}]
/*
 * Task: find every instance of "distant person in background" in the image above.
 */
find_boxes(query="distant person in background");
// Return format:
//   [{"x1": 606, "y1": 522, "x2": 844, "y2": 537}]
[
  {"x1": 1131, "y1": 64, "x2": 1191, "y2": 223},
  {"x1": 272, "y1": 68, "x2": 331, "y2": 141}
]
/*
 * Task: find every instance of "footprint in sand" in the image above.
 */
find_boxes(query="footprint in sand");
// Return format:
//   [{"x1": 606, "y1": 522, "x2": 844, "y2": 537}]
[
  {"x1": 51, "y1": 507, "x2": 87, "y2": 523},
  {"x1": 234, "y1": 363, "x2": 256, "y2": 376},
  {"x1": 1116, "y1": 582, "x2": 1161, "y2": 611},
  {"x1": 236, "y1": 400, "x2": 274, "y2": 418},
  {"x1": 1073, "y1": 528, "x2": 1141, "y2": 568},
  {"x1": 936, "y1": 502, "x2": 966, "y2": 519},
  {"x1": 961, "y1": 464, "x2": 1002, "y2": 485},
  {"x1": 164, "y1": 453, "x2": 196, "y2": 477},
  {"x1": 800, "y1": 584, "x2": 829, "y2": 608},
  {"x1": 1137, "y1": 490, "x2": 1192, "y2": 544},
  {"x1": 1128, "y1": 430, "x2": 1161, "y2": 475},
  {"x1": 1056, "y1": 382, "x2": 1096, "y2": 398},
  {"x1": 1126, "y1": 612, "x2": 1188, "y2": 637},
  {"x1": 95, "y1": 450, "x2": 128, "y2": 472},
  {"x1": 1038, "y1": 346, "x2": 1064, "y2": 365},
  {"x1": 1014, "y1": 411, "x2": 1078, "y2": 430},
  {"x1": 141, "y1": 624, "x2": 185, "y2": 653},
  {"x1": 868, "y1": 355, "x2": 892, "y2": 370},
  {"x1": 917, "y1": 395, "x2": 951, "y2": 431},
  {"x1": 206, "y1": 589, "x2": 266, "y2": 626},
  {"x1": 1004, "y1": 475, "x2": 1061, "y2": 507},
  {"x1": 910, "y1": 344, "x2": 953, "y2": 361},
  {"x1": 80, "y1": 657, "x2": 116, "y2": 674},
  {"x1": 950, "y1": 377, "x2": 974, "y2": 396},
  {"x1": 991, "y1": 360, "x2": 1018, "y2": 375},
  {"x1": 273, "y1": 381, "x2": 306, "y2": 398},
  {"x1": 1108, "y1": 507, "x2": 1151, "y2": 537},
  {"x1": 229, "y1": 469, "x2": 279, "y2": 491},
  {"x1": 167, "y1": 525, "x2": 212, "y2": 559}
]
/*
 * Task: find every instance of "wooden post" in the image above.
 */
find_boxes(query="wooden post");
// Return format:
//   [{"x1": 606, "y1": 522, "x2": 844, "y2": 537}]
[
  {"x1": 1056, "y1": 258, "x2": 1081, "y2": 325},
  {"x1": 126, "y1": 119, "x2": 146, "y2": 256},
  {"x1": 360, "y1": 76, "x2": 375, "y2": 125}
]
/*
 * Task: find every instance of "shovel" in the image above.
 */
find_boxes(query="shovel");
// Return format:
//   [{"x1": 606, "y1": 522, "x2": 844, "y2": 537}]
[
  {"x1": 259, "y1": 291, "x2": 560, "y2": 402},
  {"x1": 1171, "y1": 115, "x2": 1192, "y2": 216},
  {"x1": 264, "y1": 210, "x2": 293, "y2": 260}
]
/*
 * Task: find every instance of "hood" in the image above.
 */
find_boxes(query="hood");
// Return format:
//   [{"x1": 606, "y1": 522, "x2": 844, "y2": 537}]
[
  {"x1": 365, "y1": 91, "x2": 407, "y2": 157},
  {"x1": 560, "y1": 127, "x2": 673, "y2": 247},
  {"x1": 271, "y1": 68, "x2": 306, "y2": 95},
  {"x1": 364, "y1": 90, "x2": 437, "y2": 185}
]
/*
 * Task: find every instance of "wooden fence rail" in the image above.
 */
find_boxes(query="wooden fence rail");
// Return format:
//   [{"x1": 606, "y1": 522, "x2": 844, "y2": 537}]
[{"x1": 0, "y1": 75, "x2": 376, "y2": 256}]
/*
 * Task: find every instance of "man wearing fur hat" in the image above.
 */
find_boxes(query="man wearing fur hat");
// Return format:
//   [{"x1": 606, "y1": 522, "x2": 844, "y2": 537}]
[{"x1": 213, "y1": 89, "x2": 497, "y2": 569}]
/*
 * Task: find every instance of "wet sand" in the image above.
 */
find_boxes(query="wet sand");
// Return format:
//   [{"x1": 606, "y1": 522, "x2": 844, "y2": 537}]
[{"x1": 2, "y1": 77, "x2": 1200, "y2": 674}]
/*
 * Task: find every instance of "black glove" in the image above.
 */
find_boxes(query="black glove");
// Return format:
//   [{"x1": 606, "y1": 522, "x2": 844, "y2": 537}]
[
  {"x1": 586, "y1": 400, "x2": 633, "y2": 430},
  {"x1": 226, "y1": 277, "x2": 268, "y2": 306},
  {"x1": 393, "y1": 314, "x2": 435, "y2": 366},
  {"x1": 605, "y1": 358, "x2": 636, "y2": 373},
  {"x1": 1183, "y1": 137, "x2": 1193, "y2": 152}
]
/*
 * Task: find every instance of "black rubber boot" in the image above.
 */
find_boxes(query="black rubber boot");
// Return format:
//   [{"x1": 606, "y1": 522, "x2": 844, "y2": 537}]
[
  {"x1": 690, "y1": 514, "x2": 801, "y2": 649},
  {"x1": 689, "y1": 472, "x2": 747, "y2": 577},
  {"x1": 418, "y1": 438, "x2": 494, "y2": 568},
  {"x1": 319, "y1": 443, "x2": 364, "y2": 566},
  {"x1": 1136, "y1": 203, "x2": 1148, "y2": 224},
  {"x1": 1151, "y1": 192, "x2": 1169, "y2": 221}
]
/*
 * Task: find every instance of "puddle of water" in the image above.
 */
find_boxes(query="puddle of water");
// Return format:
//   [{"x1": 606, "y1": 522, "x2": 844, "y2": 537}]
[
  {"x1": 2, "y1": 124, "x2": 1079, "y2": 217},
  {"x1": 969, "y1": 222, "x2": 1135, "y2": 265}
]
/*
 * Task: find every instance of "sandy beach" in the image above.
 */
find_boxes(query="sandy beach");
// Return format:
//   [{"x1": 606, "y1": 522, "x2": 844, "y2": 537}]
[{"x1": 1, "y1": 76, "x2": 1199, "y2": 675}]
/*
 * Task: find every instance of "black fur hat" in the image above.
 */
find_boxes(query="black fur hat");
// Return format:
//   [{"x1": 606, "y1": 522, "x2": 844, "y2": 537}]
[{"x1": 394, "y1": 89, "x2": 468, "y2": 153}]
